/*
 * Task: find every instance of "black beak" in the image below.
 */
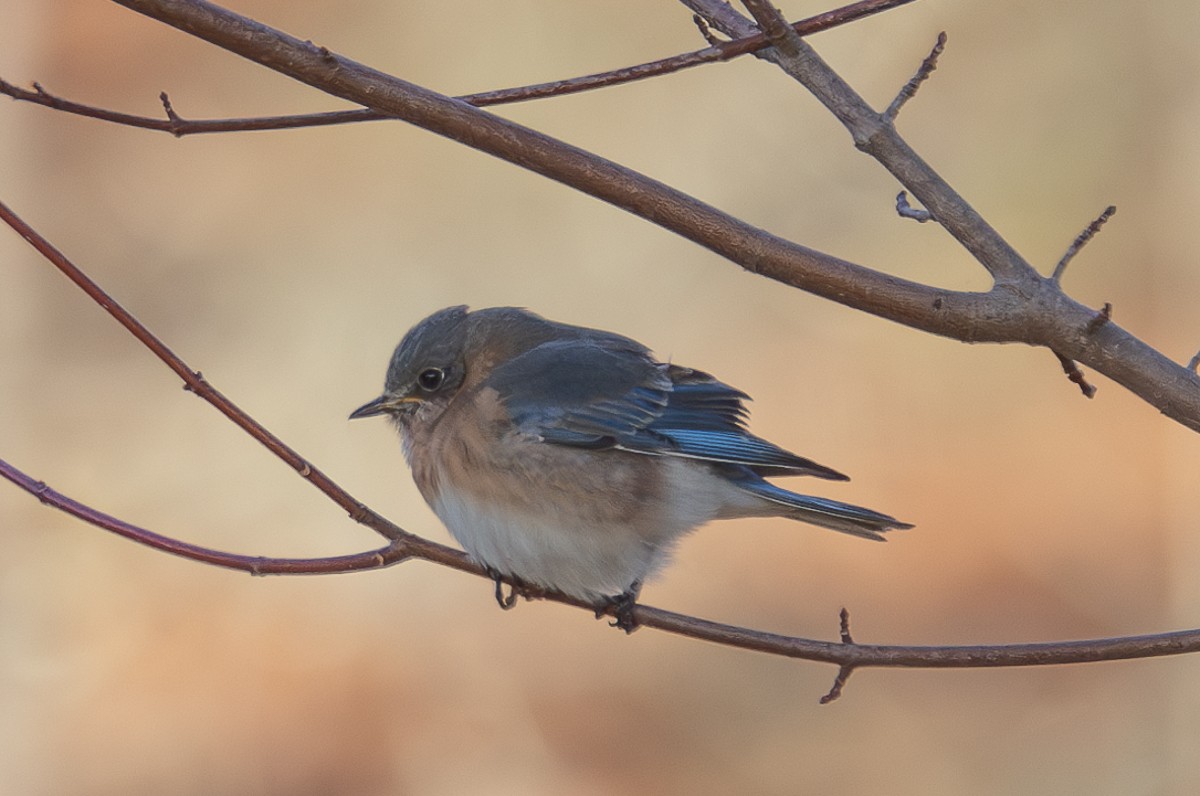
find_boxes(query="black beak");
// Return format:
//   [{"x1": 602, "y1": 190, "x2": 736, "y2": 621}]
[{"x1": 349, "y1": 395, "x2": 392, "y2": 420}]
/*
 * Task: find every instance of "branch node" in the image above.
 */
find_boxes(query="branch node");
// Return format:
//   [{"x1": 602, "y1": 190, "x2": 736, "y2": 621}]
[
  {"x1": 692, "y1": 13, "x2": 724, "y2": 46},
  {"x1": 884, "y1": 31, "x2": 947, "y2": 121},
  {"x1": 181, "y1": 370, "x2": 204, "y2": 393},
  {"x1": 31, "y1": 479, "x2": 52, "y2": 504},
  {"x1": 1052, "y1": 205, "x2": 1117, "y2": 283},
  {"x1": 296, "y1": 460, "x2": 313, "y2": 478},
  {"x1": 1086, "y1": 302, "x2": 1112, "y2": 334},
  {"x1": 819, "y1": 608, "x2": 858, "y2": 703},
  {"x1": 1054, "y1": 352, "x2": 1097, "y2": 398},
  {"x1": 742, "y1": 0, "x2": 803, "y2": 57},
  {"x1": 896, "y1": 191, "x2": 932, "y2": 222}
]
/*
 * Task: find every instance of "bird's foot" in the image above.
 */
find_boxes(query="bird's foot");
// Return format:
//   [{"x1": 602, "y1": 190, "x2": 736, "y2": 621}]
[
  {"x1": 487, "y1": 567, "x2": 525, "y2": 610},
  {"x1": 595, "y1": 582, "x2": 642, "y2": 633}
]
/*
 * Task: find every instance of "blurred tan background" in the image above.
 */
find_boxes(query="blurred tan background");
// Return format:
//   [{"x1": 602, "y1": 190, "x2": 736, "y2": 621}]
[{"x1": 3, "y1": 1, "x2": 1200, "y2": 793}]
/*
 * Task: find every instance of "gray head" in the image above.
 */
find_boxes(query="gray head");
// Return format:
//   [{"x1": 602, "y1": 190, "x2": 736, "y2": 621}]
[{"x1": 350, "y1": 305, "x2": 623, "y2": 424}]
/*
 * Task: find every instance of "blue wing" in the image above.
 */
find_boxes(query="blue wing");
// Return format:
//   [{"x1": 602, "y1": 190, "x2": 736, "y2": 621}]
[
  {"x1": 489, "y1": 341, "x2": 846, "y2": 480},
  {"x1": 488, "y1": 339, "x2": 671, "y2": 447}
]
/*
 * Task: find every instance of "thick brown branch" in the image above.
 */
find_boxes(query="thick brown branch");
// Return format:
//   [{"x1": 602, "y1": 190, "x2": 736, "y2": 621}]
[
  {"x1": 692, "y1": 0, "x2": 1200, "y2": 426},
  {"x1": 101, "y1": 0, "x2": 1200, "y2": 432},
  {"x1": 105, "y1": 1, "x2": 960, "y2": 323},
  {"x1": 738, "y1": 0, "x2": 1030, "y2": 283}
]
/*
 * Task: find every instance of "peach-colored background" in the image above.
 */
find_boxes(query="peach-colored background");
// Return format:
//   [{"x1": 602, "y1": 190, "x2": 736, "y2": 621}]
[{"x1": 3, "y1": 2, "x2": 1200, "y2": 793}]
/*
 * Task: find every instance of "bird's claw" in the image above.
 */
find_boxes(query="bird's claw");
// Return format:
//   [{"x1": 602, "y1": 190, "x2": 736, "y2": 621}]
[
  {"x1": 596, "y1": 583, "x2": 641, "y2": 633},
  {"x1": 488, "y1": 567, "x2": 520, "y2": 610}
]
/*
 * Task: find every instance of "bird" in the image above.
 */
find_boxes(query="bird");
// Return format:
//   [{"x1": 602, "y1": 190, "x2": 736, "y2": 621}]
[{"x1": 350, "y1": 306, "x2": 911, "y2": 626}]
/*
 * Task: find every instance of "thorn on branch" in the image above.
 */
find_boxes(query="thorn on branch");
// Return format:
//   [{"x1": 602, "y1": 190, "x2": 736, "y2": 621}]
[
  {"x1": 837, "y1": 606, "x2": 854, "y2": 644},
  {"x1": 1086, "y1": 302, "x2": 1112, "y2": 334},
  {"x1": 316, "y1": 45, "x2": 338, "y2": 66},
  {"x1": 1054, "y1": 352, "x2": 1097, "y2": 399},
  {"x1": 820, "y1": 607, "x2": 858, "y2": 704},
  {"x1": 896, "y1": 191, "x2": 932, "y2": 222},
  {"x1": 1052, "y1": 205, "x2": 1117, "y2": 283},
  {"x1": 159, "y1": 92, "x2": 186, "y2": 138},
  {"x1": 160, "y1": 92, "x2": 179, "y2": 122},
  {"x1": 181, "y1": 371, "x2": 203, "y2": 392},
  {"x1": 884, "y1": 31, "x2": 948, "y2": 121}
]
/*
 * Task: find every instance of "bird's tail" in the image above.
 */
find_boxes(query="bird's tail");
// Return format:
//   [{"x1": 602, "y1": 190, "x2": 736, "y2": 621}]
[{"x1": 742, "y1": 480, "x2": 913, "y2": 541}]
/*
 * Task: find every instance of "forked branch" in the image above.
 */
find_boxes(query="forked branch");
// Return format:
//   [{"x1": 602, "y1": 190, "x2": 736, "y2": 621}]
[{"x1": 84, "y1": 0, "x2": 1193, "y2": 429}]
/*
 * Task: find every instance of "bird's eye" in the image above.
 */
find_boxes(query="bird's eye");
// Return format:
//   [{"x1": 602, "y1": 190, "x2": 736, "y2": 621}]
[{"x1": 417, "y1": 367, "x2": 446, "y2": 392}]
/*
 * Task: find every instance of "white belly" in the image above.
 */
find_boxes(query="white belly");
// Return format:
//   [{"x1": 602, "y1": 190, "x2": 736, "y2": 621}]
[
  {"x1": 432, "y1": 487, "x2": 662, "y2": 600},
  {"x1": 430, "y1": 457, "x2": 746, "y2": 601}
]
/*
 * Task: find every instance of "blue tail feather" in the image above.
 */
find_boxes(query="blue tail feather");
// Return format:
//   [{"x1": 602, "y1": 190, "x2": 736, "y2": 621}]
[{"x1": 740, "y1": 479, "x2": 912, "y2": 541}]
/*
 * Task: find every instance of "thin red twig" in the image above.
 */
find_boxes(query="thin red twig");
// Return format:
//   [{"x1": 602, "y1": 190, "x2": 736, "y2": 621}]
[
  {"x1": 0, "y1": 457, "x2": 410, "y2": 574},
  {"x1": 0, "y1": 0, "x2": 914, "y2": 136},
  {"x1": 0, "y1": 198, "x2": 405, "y2": 542},
  {"x1": 8, "y1": 453, "x2": 1200, "y2": 682}
]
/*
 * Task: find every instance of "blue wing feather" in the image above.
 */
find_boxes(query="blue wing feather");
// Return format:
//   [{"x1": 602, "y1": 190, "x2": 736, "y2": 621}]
[{"x1": 490, "y1": 341, "x2": 845, "y2": 480}]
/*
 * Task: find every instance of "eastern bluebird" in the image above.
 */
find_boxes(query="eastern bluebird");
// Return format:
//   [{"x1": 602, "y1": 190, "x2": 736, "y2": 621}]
[{"x1": 350, "y1": 306, "x2": 911, "y2": 617}]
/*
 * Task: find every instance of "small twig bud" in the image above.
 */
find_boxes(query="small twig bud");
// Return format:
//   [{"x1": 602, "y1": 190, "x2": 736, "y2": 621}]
[
  {"x1": 1055, "y1": 352, "x2": 1097, "y2": 398},
  {"x1": 1086, "y1": 302, "x2": 1113, "y2": 334},
  {"x1": 1052, "y1": 206, "x2": 1117, "y2": 283},
  {"x1": 884, "y1": 32, "x2": 948, "y2": 121},
  {"x1": 896, "y1": 191, "x2": 933, "y2": 222}
]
